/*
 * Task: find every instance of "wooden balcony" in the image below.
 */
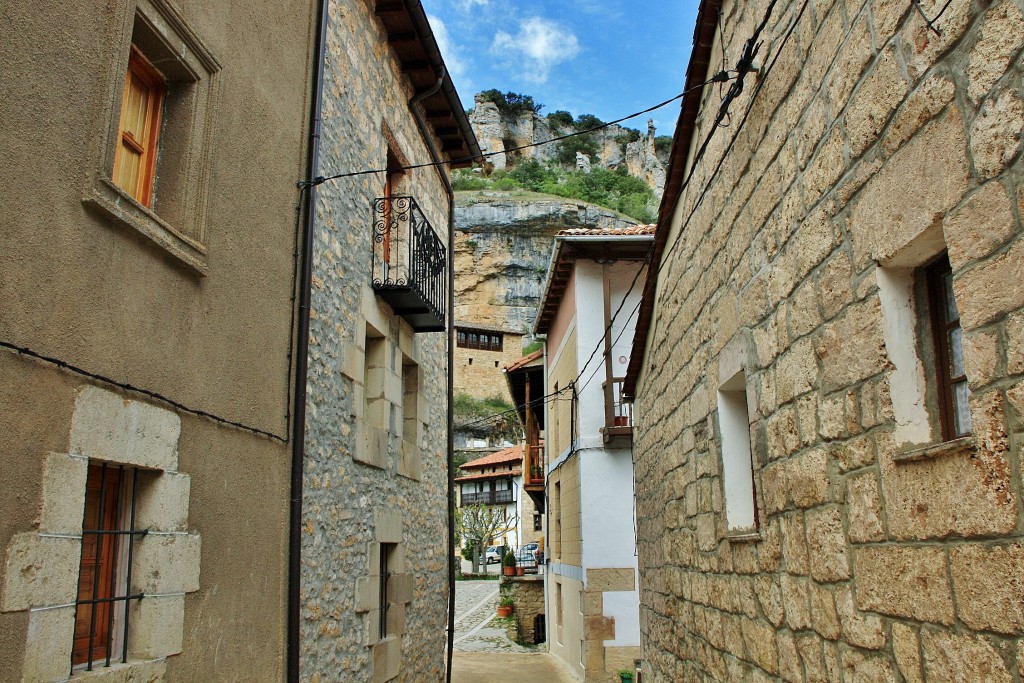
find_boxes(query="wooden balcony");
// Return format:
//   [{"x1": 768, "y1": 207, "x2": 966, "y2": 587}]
[
  {"x1": 524, "y1": 443, "x2": 545, "y2": 491},
  {"x1": 460, "y1": 489, "x2": 515, "y2": 507},
  {"x1": 602, "y1": 377, "x2": 633, "y2": 443}
]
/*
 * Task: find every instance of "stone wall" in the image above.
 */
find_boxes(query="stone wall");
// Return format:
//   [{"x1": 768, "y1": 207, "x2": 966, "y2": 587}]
[
  {"x1": 302, "y1": 1, "x2": 453, "y2": 680},
  {"x1": 502, "y1": 575, "x2": 545, "y2": 644},
  {"x1": 633, "y1": 0, "x2": 1024, "y2": 680}
]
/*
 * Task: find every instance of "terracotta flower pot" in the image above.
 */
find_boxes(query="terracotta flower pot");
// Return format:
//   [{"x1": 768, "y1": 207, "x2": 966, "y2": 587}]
[
  {"x1": 497, "y1": 605, "x2": 512, "y2": 617},
  {"x1": 502, "y1": 566, "x2": 515, "y2": 576},
  {"x1": 515, "y1": 566, "x2": 525, "y2": 576}
]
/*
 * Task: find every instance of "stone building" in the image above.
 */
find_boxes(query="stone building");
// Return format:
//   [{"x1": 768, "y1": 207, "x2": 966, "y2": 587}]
[
  {"x1": 455, "y1": 445, "x2": 535, "y2": 551},
  {"x1": 0, "y1": 0, "x2": 318, "y2": 680},
  {"x1": 536, "y1": 226, "x2": 653, "y2": 681},
  {"x1": 625, "y1": 0, "x2": 1024, "y2": 680},
  {"x1": 300, "y1": 1, "x2": 479, "y2": 681},
  {"x1": 454, "y1": 321, "x2": 525, "y2": 403}
]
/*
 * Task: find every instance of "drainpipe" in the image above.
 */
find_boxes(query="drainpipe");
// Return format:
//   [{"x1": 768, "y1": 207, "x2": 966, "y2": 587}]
[
  {"x1": 407, "y1": 68, "x2": 456, "y2": 683},
  {"x1": 289, "y1": 1, "x2": 330, "y2": 681}
]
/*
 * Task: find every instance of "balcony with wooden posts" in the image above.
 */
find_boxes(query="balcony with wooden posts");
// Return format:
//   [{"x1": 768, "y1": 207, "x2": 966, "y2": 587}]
[
  {"x1": 372, "y1": 196, "x2": 447, "y2": 332},
  {"x1": 602, "y1": 377, "x2": 633, "y2": 443},
  {"x1": 460, "y1": 488, "x2": 515, "y2": 507},
  {"x1": 524, "y1": 442, "x2": 545, "y2": 492}
]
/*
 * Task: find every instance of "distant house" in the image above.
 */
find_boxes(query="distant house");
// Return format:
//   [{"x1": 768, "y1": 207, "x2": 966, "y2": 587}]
[
  {"x1": 535, "y1": 225, "x2": 654, "y2": 680},
  {"x1": 456, "y1": 445, "x2": 527, "y2": 551}
]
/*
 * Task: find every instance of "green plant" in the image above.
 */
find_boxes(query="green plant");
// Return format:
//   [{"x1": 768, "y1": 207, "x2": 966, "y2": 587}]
[
  {"x1": 574, "y1": 113, "x2": 605, "y2": 130},
  {"x1": 546, "y1": 109, "x2": 574, "y2": 127},
  {"x1": 478, "y1": 89, "x2": 543, "y2": 117},
  {"x1": 502, "y1": 550, "x2": 516, "y2": 567},
  {"x1": 499, "y1": 595, "x2": 515, "y2": 607},
  {"x1": 618, "y1": 670, "x2": 634, "y2": 682},
  {"x1": 654, "y1": 135, "x2": 673, "y2": 158},
  {"x1": 555, "y1": 134, "x2": 600, "y2": 165}
]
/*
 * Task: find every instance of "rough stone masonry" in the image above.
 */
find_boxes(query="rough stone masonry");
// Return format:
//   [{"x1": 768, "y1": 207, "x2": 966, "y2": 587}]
[{"x1": 631, "y1": 0, "x2": 1024, "y2": 679}]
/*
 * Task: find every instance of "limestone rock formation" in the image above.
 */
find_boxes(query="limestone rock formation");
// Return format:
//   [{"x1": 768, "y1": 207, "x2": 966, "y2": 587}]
[
  {"x1": 454, "y1": 191, "x2": 639, "y2": 334},
  {"x1": 469, "y1": 94, "x2": 668, "y2": 195}
]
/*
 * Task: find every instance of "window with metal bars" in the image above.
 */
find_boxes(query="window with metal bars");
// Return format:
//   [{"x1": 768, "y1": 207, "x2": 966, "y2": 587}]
[
  {"x1": 379, "y1": 543, "x2": 395, "y2": 639},
  {"x1": 924, "y1": 255, "x2": 972, "y2": 440},
  {"x1": 72, "y1": 463, "x2": 147, "y2": 673}
]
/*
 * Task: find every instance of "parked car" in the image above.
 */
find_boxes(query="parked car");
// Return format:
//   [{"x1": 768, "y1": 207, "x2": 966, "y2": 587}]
[
  {"x1": 484, "y1": 546, "x2": 503, "y2": 564},
  {"x1": 516, "y1": 549, "x2": 538, "y2": 572}
]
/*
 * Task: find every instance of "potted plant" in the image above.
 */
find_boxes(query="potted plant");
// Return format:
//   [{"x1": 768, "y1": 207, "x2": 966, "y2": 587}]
[
  {"x1": 618, "y1": 670, "x2": 634, "y2": 682},
  {"x1": 531, "y1": 464, "x2": 543, "y2": 479},
  {"x1": 497, "y1": 595, "x2": 514, "y2": 617},
  {"x1": 515, "y1": 560, "x2": 525, "y2": 576},
  {"x1": 502, "y1": 550, "x2": 516, "y2": 576}
]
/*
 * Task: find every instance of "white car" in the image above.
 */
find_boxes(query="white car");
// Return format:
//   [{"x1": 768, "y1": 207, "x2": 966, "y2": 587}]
[{"x1": 484, "y1": 546, "x2": 503, "y2": 564}]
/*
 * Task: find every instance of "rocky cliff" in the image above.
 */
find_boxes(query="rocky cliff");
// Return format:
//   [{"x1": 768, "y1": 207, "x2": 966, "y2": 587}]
[
  {"x1": 454, "y1": 191, "x2": 639, "y2": 334},
  {"x1": 469, "y1": 94, "x2": 668, "y2": 196}
]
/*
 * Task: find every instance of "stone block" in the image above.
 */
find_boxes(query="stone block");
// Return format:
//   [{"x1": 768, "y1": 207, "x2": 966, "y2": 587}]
[
  {"x1": 741, "y1": 617, "x2": 779, "y2": 675},
  {"x1": 950, "y1": 542, "x2": 1024, "y2": 634},
  {"x1": 944, "y1": 181, "x2": 1017, "y2": 271},
  {"x1": 846, "y1": 471, "x2": 884, "y2": 542},
  {"x1": 969, "y1": 1, "x2": 1024, "y2": 101},
  {"x1": 845, "y1": 45, "x2": 907, "y2": 158},
  {"x1": 134, "y1": 471, "x2": 190, "y2": 533},
  {"x1": 69, "y1": 386, "x2": 180, "y2": 472},
  {"x1": 762, "y1": 462, "x2": 790, "y2": 515},
  {"x1": 775, "y1": 338, "x2": 817, "y2": 404},
  {"x1": 585, "y1": 568, "x2": 635, "y2": 593},
  {"x1": 789, "y1": 448, "x2": 830, "y2": 508},
  {"x1": 852, "y1": 545, "x2": 954, "y2": 623},
  {"x1": 970, "y1": 88, "x2": 1024, "y2": 180},
  {"x1": 780, "y1": 513, "x2": 809, "y2": 575},
  {"x1": 1, "y1": 533, "x2": 81, "y2": 611},
  {"x1": 754, "y1": 575, "x2": 784, "y2": 627},
  {"x1": 23, "y1": 605, "x2": 75, "y2": 682},
  {"x1": 892, "y1": 622, "x2": 922, "y2": 683},
  {"x1": 582, "y1": 589, "x2": 603, "y2": 616},
  {"x1": 835, "y1": 585, "x2": 885, "y2": 649},
  {"x1": 780, "y1": 574, "x2": 811, "y2": 630},
  {"x1": 815, "y1": 298, "x2": 887, "y2": 392},
  {"x1": 809, "y1": 582, "x2": 841, "y2": 640},
  {"x1": 128, "y1": 594, "x2": 184, "y2": 659},
  {"x1": 851, "y1": 109, "x2": 969, "y2": 267},
  {"x1": 806, "y1": 506, "x2": 850, "y2": 582},
  {"x1": 1007, "y1": 311, "x2": 1024, "y2": 376},
  {"x1": 371, "y1": 635, "x2": 401, "y2": 683},
  {"x1": 374, "y1": 509, "x2": 403, "y2": 544},
  {"x1": 585, "y1": 615, "x2": 615, "y2": 641},
  {"x1": 796, "y1": 632, "x2": 827, "y2": 683},
  {"x1": 921, "y1": 629, "x2": 1012, "y2": 682},
  {"x1": 955, "y1": 237, "x2": 1024, "y2": 330},
  {"x1": 882, "y1": 75, "x2": 955, "y2": 157},
  {"x1": 131, "y1": 532, "x2": 201, "y2": 594},
  {"x1": 816, "y1": 252, "x2": 853, "y2": 321},
  {"x1": 388, "y1": 572, "x2": 413, "y2": 605},
  {"x1": 777, "y1": 629, "x2": 802, "y2": 683},
  {"x1": 839, "y1": 647, "x2": 897, "y2": 681},
  {"x1": 901, "y1": 0, "x2": 972, "y2": 77},
  {"x1": 354, "y1": 576, "x2": 379, "y2": 613},
  {"x1": 39, "y1": 453, "x2": 88, "y2": 535}
]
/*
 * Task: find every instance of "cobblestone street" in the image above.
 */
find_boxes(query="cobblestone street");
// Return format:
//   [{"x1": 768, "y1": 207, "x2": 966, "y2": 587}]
[{"x1": 451, "y1": 579, "x2": 574, "y2": 682}]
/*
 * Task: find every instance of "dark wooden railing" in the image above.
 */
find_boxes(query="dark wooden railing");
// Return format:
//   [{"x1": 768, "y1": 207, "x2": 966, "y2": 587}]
[{"x1": 460, "y1": 489, "x2": 515, "y2": 506}]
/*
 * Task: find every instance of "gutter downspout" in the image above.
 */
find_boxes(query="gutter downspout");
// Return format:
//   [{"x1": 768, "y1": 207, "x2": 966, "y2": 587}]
[
  {"x1": 407, "y1": 70, "x2": 457, "y2": 683},
  {"x1": 289, "y1": 1, "x2": 329, "y2": 680}
]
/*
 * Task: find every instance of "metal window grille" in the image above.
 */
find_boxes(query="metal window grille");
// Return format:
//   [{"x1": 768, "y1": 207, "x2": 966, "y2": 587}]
[
  {"x1": 72, "y1": 463, "x2": 147, "y2": 673},
  {"x1": 379, "y1": 543, "x2": 394, "y2": 639}
]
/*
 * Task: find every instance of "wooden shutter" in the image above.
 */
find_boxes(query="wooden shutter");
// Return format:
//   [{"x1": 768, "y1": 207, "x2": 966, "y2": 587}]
[{"x1": 113, "y1": 47, "x2": 164, "y2": 207}]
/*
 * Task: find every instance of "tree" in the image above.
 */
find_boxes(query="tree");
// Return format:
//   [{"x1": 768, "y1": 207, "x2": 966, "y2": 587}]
[{"x1": 455, "y1": 503, "x2": 518, "y2": 574}]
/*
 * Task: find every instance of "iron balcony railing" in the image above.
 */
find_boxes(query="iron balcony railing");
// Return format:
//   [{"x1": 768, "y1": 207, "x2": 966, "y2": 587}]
[
  {"x1": 461, "y1": 489, "x2": 515, "y2": 507},
  {"x1": 372, "y1": 196, "x2": 447, "y2": 332}
]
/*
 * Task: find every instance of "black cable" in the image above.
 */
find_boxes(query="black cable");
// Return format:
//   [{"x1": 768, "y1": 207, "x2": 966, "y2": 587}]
[
  {"x1": 911, "y1": 0, "x2": 956, "y2": 35},
  {"x1": 301, "y1": 75, "x2": 735, "y2": 188},
  {"x1": 1, "y1": 340, "x2": 287, "y2": 442}
]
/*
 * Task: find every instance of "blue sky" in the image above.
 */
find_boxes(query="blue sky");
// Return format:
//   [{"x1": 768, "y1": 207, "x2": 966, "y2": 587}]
[{"x1": 422, "y1": 0, "x2": 703, "y2": 135}]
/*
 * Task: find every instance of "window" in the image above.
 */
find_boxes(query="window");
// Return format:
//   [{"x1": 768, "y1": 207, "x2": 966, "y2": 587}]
[
  {"x1": 379, "y1": 543, "x2": 395, "y2": 639},
  {"x1": 717, "y1": 370, "x2": 758, "y2": 534},
  {"x1": 84, "y1": 0, "x2": 220, "y2": 273},
  {"x1": 73, "y1": 463, "x2": 145, "y2": 672},
  {"x1": 456, "y1": 329, "x2": 504, "y2": 351},
  {"x1": 924, "y1": 255, "x2": 971, "y2": 440},
  {"x1": 113, "y1": 48, "x2": 164, "y2": 207}
]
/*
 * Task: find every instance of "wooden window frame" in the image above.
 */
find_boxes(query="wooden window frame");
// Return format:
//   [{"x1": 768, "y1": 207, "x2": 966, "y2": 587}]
[
  {"x1": 456, "y1": 329, "x2": 504, "y2": 351},
  {"x1": 112, "y1": 46, "x2": 165, "y2": 207},
  {"x1": 924, "y1": 255, "x2": 971, "y2": 441}
]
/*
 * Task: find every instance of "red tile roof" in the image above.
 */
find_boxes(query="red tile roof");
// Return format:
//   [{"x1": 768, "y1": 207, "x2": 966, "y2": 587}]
[
  {"x1": 455, "y1": 469, "x2": 523, "y2": 483},
  {"x1": 555, "y1": 224, "x2": 656, "y2": 237},
  {"x1": 504, "y1": 349, "x2": 543, "y2": 373},
  {"x1": 460, "y1": 444, "x2": 523, "y2": 470}
]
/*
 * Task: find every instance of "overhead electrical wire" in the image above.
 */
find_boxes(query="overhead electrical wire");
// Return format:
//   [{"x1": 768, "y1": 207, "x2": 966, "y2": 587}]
[{"x1": 299, "y1": 74, "x2": 737, "y2": 188}]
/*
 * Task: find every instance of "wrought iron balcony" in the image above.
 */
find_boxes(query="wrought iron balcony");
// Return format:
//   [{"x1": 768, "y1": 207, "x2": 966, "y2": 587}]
[{"x1": 372, "y1": 196, "x2": 447, "y2": 332}]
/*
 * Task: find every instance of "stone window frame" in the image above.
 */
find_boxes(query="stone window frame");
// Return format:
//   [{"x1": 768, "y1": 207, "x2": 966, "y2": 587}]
[
  {"x1": 82, "y1": 0, "x2": 221, "y2": 275},
  {"x1": 0, "y1": 386, "x2": 200, "y2": 682},
  {"x1": 713, "y1": 331, "x2": 765, "y2": 542},
  {"x1": 354, "y1": 510, "x2": 413, "y2": 683},
  {"x1": 346, "y1": 303, "x2": 427, "y2": 479},
  {"x1": 876, "y1": 228, "x2": 979, "y2": 462}
]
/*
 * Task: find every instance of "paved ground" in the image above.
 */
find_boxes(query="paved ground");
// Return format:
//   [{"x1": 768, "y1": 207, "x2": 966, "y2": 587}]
[{"x1": 451, "y1": 579, "x2": 575, "y2": 681}]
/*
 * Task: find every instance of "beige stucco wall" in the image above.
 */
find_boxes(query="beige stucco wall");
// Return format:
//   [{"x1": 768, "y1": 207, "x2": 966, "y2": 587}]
[
  {"x1": 548, "y1": 328, "x2": 579, "y2": 459},
  {"x1": 0, "y1": 0, "x2": 313, "y2": 678},
  {"x1": 633, "y1": 0, "x2": 1024, "y2": 679}
]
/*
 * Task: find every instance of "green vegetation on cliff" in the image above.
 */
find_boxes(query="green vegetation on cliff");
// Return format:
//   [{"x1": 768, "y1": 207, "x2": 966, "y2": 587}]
[{"x1": 453, "y1": 160, "x2": 656, "y2": 223}]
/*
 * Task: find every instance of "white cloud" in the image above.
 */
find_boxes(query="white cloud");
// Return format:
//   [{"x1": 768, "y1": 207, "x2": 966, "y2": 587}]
[
  {"x1": 456, "y1": 0, "x2": 489, "y2": 8},
  {"x1": 429, "y1": 15, "x2": 468, "y2": 84},
  {"x1": 491, "y1": 17, "x2": 580, "y2": 84}
]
